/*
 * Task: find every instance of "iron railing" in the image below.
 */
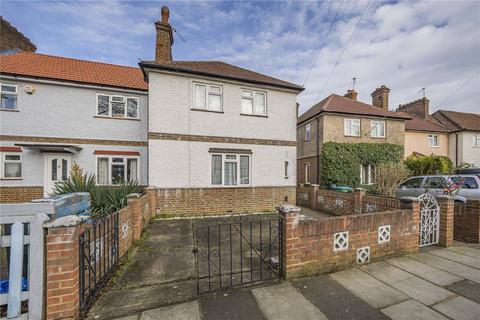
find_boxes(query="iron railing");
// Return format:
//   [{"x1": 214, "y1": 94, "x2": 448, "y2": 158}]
[{"x1": 79, "y1": 211, "x2": 119, "y2": 318}]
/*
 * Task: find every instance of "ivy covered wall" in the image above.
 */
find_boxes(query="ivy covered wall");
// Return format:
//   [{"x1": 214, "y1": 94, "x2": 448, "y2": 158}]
[{"x1": 320, "y1": 142, "x2": 404, "y2": 187}]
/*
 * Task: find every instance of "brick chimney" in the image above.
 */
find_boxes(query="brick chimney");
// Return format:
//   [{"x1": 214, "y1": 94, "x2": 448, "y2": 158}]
[
  {"x1": 155, "y1": 6, "x2": 173, "y2": 61},
  {"x1": 344, "y1": 90, "x2": 358, "y2": 101},
  {"x1": 397, "y1": 97, "x2": 430, "y2": 119},
  {"x1": 371, "y1": 85, "x2": 390, "y2": 110}
]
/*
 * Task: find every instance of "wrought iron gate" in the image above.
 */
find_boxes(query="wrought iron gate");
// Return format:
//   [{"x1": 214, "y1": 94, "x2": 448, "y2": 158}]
[
  {"x1": 193, "y1": 215, "x2": 283, "y2": 294},
  {"x1": 418, "y1": 193, "x2": 440, "y2": 247}
]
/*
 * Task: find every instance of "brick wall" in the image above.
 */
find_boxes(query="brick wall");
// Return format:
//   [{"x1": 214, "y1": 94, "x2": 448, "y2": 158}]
[
  {"x1": 279, "y1": 201, "x2": 419, "y2": 279},
  {"x1": 315, "y1": 189, "x2": 355, "y2": 216},
  {"x1": 0, "y1": 186, "x2": 43, "y2": 203},
  {"x1": 156, "y1": 186, "x2": 295, "y2": 216},
  {"x1": 297, "y1": 157, "x2": 318, "y2": 185},
  {"x1": 454, "y1": 200, "x2": 480, "y2": 243}
]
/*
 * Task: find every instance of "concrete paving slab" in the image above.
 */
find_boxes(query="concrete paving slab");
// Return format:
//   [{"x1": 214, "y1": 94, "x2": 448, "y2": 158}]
[
  {"x1": 387, "y1": 256, "x2": 463, "y2": 286},
  {"x1": 430, "y1": 249, "x2": 480, "y2": 269},
  {"x1": 293, "y1": 275, "x2": 388, "y2": 320},
  {"x1": 410, "y1": 253, "x2": 480, "y2": 283},
  {"x1": 114, "y1": 316, "x2": 139, "y2": 320},
  {"x1": 360, "y1": 262, "x2": 454, "y2": 305},
  {"x1": 199, "y1": 288, "x2": 266, "y2": 320},
  {"x1": 330, "y1": 268, "x2": 409, "y2": 309},
  {"x1": 141, "y1": 300, "x2": 201, "y2": 320},
  {"x1": 432, "y1": 296, "x2": 480, "y2": 320},
  {"x1": 381, "y1": 299, "x2": 449, "y2": 320},
  {"x1": 445, "y1": 280, "x2": 480, "y2": 303},
  {"x1": 251, "y1": 283, "x2": 328, "y2": 320},
  {"x1": 447, "y1": 246, "x2": 480, "y2": 260}
]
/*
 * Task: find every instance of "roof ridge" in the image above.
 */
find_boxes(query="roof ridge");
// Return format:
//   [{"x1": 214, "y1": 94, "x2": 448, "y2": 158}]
[{"x1": 11, "y1": 51, "x2": 141, "y2": 70}]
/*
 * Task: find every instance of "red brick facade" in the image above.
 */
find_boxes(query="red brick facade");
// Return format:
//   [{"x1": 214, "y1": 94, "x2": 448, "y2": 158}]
[
  {"x1": 454, "y1": 200, "x2": 480, "y2": 243},
  {"x1": 156, "y1": 186, "x2": 295, "y2": 216},
  {"x1": 0, "y1": 186, "x2": 43, "y2": 203}
]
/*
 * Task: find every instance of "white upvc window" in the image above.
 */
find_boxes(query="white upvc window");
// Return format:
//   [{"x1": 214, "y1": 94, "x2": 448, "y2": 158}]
[
  {"x1": 1, "y1": 153, "x2": 22, "y2": 179},
  {"x1": 1, "y1": 83, "x2": 18, "y2": 110},
  {"x1": 96, "y1": 93, "x2": 139, "y2": 119},
  {"x1": 360, "y1": 164, "x2": 375, "y2": 185},
  {"x1": 474, "y1": 135, "x2": 480, "y2": 148},
  {"x1": 344, "y1": 119, "x2": 360, "y2": 137},
  {"x1": 428, "y1": 134, "x2": 439, "y2": 147},
  {"x1": 211, "y1": 154, "x2": 250, "y2": 186},
  {"x1": 284, "y1": 161, "x2": 289, "y2": 179},
  {"x1": 371, "y1": 121, "x2": 385, "y2": 138},
  {"x1": 241, "y1": 89, "x2": 267, "y2": 116},
  {"x1": 305, "y1": 163, "x2": 311, "y2": 184},
  {"x1": 96, "y1": 156, "x2": 139, "y2": 185},
  {"x1": 193, "y1": 82, "x2": 223, "y2": 111},
  {"x1": 305, "y1": 123, "x2": 311, "y2": 141}
]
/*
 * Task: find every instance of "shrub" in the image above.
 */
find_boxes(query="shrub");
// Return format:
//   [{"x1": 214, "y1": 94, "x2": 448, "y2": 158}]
[
  {"x1": 372, "y1": 162, "x2": 411, "y2": 197},
  {"x1": 404, "y1": 154, "x2": 453, "y2": 176},
  {"x1": 51, "y1": 164, "x2": 142, "y2": 217}
]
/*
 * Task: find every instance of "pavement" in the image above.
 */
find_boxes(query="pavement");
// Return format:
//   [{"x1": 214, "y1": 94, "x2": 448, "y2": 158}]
[{"x1": 88, "y1": 219, "x2": 480, "y2": 320}]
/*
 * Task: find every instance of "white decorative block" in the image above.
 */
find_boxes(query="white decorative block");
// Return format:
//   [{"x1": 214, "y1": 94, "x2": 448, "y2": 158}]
[
  {"x1": 378, "y1": 225, "x2": 391, "y2": 244},
  {"x1": 334, "y1": 231, "x2": 348, "y2": 252},
  {"x1": 357, "y1": 247, "x2": 370, "y2": 264}
]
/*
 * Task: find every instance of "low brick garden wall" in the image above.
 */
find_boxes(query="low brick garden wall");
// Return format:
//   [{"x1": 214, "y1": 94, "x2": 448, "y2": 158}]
[{"x1": 454, "y1": 200, "x2": 480, "y2": 243}]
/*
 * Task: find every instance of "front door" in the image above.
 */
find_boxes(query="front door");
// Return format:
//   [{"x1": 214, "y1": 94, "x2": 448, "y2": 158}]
[{"x1": 44, "y1": 154, "x2": 71, "y2": 196}]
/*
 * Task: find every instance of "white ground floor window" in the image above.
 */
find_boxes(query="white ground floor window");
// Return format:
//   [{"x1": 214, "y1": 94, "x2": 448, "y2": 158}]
[
  {"x1": 1, "y1": 152, "x2": 22, "y2": 179},
  {"x1": 360, "y1": 164, "x2": 375, "y2": 185},
  {"x1": 96, "y1": 156, "x2": 139, "y2": 185},
  {"x1": 211, "y1": 154, "x2": 250, "y2": 186}
]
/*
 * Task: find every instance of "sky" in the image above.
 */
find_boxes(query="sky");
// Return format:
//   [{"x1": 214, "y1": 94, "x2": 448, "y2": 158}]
[{"x1": 2, "y1": 0, "x2": 479, "y2": 114}]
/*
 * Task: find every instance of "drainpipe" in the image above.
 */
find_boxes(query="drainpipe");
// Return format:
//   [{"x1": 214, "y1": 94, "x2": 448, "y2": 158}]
[
  {"x1": 316, "y1": 115, "x2": 320, "y2": 185},
  {"x1": 455, "y1": 132, "x2": 458, "y2": 167}
]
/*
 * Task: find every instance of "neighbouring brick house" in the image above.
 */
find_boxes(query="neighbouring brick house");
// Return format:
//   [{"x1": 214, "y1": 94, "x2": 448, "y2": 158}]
[
  {"x1": 140, "y1": 7, "x2": 303, "y2": 215},
  {"x1": 432, "y1": 110, "x2": 480, "y2": 167},
  {"x1": 397, "y1": 97, "x2": 450, "y2": 158},
  {"x1": 0, "y1": 52, "x2": 148, "y2": 202},
  {"x1": 0, "y1": 16, "x2": 37, "y2": 53},
  {"x1": 297, "y1": 86, "x2": 410, "y2": 186}
]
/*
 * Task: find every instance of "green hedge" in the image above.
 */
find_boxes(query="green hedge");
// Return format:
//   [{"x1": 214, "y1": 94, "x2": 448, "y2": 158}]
[
  {"x1": 320, "y1": 142, "x2": 404, "y2": 187},
  {"x1": 404, "y1": 154, "x2": 453, "y2": 176}
]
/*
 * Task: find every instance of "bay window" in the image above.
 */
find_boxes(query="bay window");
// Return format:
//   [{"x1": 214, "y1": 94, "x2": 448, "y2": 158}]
[
  {"x1": 241, "y1": 90, "x2": 266, "y2": 116},
  {"x1": 370, "y1": 121, "x2": 385, "y2": 138},
  {"x1": 96, "y1": 156, "x2": 138, "y2": 185},
  {"x1": 96, "y1": 94, "x2": 139, "y2": 119},
  {"x1": 1, "y1": 84, "x2": 17, "y2": 110},
  {"x1": 211, "y1": 154, "x2": 250, "y2": 186},
  {"x1": 344, "y1": 119, "x2": 360, "y2": 137},
  {"x1": 193, "y1": 82, "x2": 223, "y2": 111},
  {"x1": 1, "y1": 153, "x2": 22, "y2": 179}
]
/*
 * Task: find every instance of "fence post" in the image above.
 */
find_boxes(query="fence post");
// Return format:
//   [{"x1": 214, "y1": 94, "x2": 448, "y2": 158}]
[
  {"x1": 354, "y1": 188, "x2": 366, "y2": 214},
  {"x1": 277, "y1": 204, "x2": 301, "y2": 280},
  {"x1": 438, "y1": 196, "x2": 455, "y2": 248},
  {"x1": 129, "y1": 197, "x2": 142, "y2": 241},
  {"x1": 310, "y1": 184, "x2": 319, "y2": 210},
  {"x1": 400, "y1": 197, "x2": 420, "y2": 252},
  {"x1": 145, "y1": 187, "x2": 157, "y2": 219}
]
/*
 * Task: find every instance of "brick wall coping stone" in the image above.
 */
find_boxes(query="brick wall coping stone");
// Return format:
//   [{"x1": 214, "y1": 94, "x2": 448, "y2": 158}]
[
  {"x1": 277, "y1": 204, "x2": 302, "y2": 213},
  {"x1": 43, "y1": 214, "x2": 89, "y2": 228},
  {"x1": 399, "y1": 196, "x2": 420, "y2": 202}
]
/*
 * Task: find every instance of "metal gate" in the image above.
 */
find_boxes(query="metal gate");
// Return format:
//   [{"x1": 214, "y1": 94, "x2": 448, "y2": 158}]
[
  {"x1": 418, "y1": 193, "x2": 440, "y2": 247},
  {"x1": 193, "y1": 215, "x2": 282, "y2": 294}
]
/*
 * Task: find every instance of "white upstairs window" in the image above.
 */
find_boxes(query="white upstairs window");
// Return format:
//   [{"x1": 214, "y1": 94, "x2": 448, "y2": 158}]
[
  {"x1": 96, "y1": 94, "x2": 139, "y2": 119},
  {"x1": 428, "y1": 134, "x2": 439, "y2": 147},
  {"x1": 1, "y1": 153, "x2": 22, "y2": 179},
  {"x1": 1, "y1": 84, "x2": 17, "y2": 110},
  {"x1": 344, "y1": 119, "x2": 360, "y2": 137},
  {"x1": 370, "y1": 121, "x2": 385, "y2": 138},
  {"x1": 305, "y1": 123, "x2": 311, "y2": 141},
  {"x1": 193, "y1": 82, "x2": 223, "y2": 111},
  {"x1": 474, "y1": 135, "x2": 480, "y2": 148},
  {"x1": 241, "y1": 90, "x2": 266, "y2": 116}
]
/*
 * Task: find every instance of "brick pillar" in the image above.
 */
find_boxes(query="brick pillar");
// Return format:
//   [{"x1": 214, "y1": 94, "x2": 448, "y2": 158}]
[
  {"x1": 400, "y1": 197, "x2": 420, "y2": 252},
  {"x1": 44, "y1": 217, "x2": 86, "y2": 320},
  {"x1": 311, "y1": 184, "x2": 319, "y2": 210},
  {"x1": 438, "y1": 196, "x2": 454, "y2": 247},
  {"x1": 354, "y1": 188, "x2": 366, "y2": 214},
  {"x1": 277, "y1": 204, "x2": 301, "y2": 280},
  {"x1": 145, "y1": 187, "x2": 157, "y2": 219},
  {"x1": 128, "y1": 197, "x2": 142, "y2": 241}
]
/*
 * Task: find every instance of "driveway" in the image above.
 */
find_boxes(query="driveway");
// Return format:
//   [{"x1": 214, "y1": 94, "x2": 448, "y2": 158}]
[{"x1": 106, "y1": 242, "x2": 480, "y2": 320}]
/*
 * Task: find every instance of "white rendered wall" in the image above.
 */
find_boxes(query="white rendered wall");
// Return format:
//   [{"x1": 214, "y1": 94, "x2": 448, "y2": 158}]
[
  {"x1": 149, "y1": 139, "x2": 296, "y2": 188},
  {"x1": 460, "y1": 131, "x2": 480, "y2": 166}
]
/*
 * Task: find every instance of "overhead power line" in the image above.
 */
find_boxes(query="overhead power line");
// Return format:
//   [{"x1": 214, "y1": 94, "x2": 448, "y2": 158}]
[
  {"x1": 302, "y1": 0, "x2": 345, "y2": 87},
  {"x1": 315, "y1": 0, "x2": 372, "y2": 100},
  {"x1": 433, "y1": 69, "x2": 480, "y2": 109}
]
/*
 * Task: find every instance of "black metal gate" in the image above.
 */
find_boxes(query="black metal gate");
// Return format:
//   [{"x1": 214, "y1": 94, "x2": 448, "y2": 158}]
[
  {"x1": 79, "y1": 212, "x2": 119, "y2": 318},
  {"x1": 193, "y1": 215, "x2": 283, "y2": 294}
]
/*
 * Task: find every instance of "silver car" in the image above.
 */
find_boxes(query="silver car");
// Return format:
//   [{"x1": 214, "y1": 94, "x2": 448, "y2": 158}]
[{"x1": 395, "y1": 175, "x2": 480, "y2": 203}]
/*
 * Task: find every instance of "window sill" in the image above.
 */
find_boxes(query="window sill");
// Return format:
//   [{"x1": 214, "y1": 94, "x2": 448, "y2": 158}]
[
  {"x1": 428, "y1": 146, "x2": 440, "y2": 148},
  {"x1": 0, "y1": 109, "x2": 19, "y2": 112},
  {"x1": 240, "y1": 113, "x2": 268, "y2": 118},
  {"x1": 371, "y1": 136, "x2": 386, "y2": 139},
  {"x1": 0, "y1": 178, "x2": 23, "y2": 180},
  {"x1": 94, "y1": 116, "x2": 140, "y2": 121},
  {"x1": 191, "y1": 108, "x2": 224, "y2": 114},
  {"x1": 344, "y1": 134, "x2": 361, "y2": 138}
]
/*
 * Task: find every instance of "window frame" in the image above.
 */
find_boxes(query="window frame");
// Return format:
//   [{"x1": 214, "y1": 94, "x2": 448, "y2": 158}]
[
  {"x1": 1, "y1": 152, "x2": 22, "y2": 179},
  {"x1": 305, "y1": 163, "x2": 311, "y2": 184},
  {"x1": 474, "y1": 135, "x2": 480, "y2": 148},
  {"x1": 210, "y1": 153, "x2": 251, "y2": 187},
  {"x1": 1, "y1": 83, "x2": 18, "y2": 110},
  {"x1": 96, "y1": 93, "x2": 139, "y2": 119},
  {"x1": 305, "y1": 123, "x2": 311, "y2": 141},
  {"x1": 192, "y1": 82, "x2": 224, "y2": 112},
  {"x1": 428, "y1": 134, "x2": 439, "y2": 147},
  {"x1": 95, "y1": 155, "x2": 140, "y2": 185},
  {"x1": 360, "y1": 164, "x2": 375, "y2": 185},
  {"x1": 344, "y1": 118, "x2": 361, "y2": 137},
  {"x1": 370, "y1": 121, "x2": 386, "y2": 138},
  {"x1": 284, "y1": 161, "x2": 289, "y2": 179},
  {"x1": 241, "y1": 89, "x2": 267, "y2": 116}
]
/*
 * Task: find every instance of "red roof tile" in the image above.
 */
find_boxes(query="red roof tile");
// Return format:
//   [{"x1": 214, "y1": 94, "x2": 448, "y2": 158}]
[
  {"x1": 404, "y1": 115, "x2": 450, "y2": 132},
  {"x1": 298, "y1": 94, "x2": 410, "y2": 124},
  {"x1": 140, "y1": 60, "x2": 303, "y2": 91},
  {"x1": 0, "y1": 51, "x2": 147, "y2": 90},
  {"x1": 432, "y1": 110, "x2": 480, "y2": 131}
]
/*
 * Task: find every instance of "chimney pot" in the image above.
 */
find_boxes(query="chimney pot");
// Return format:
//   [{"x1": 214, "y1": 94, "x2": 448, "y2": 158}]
[
  {"x1": 344, "y1": 89, "x2": 358, "y2": 101},
  {"x1": 161, "y1": 6, "x2": 169, "y2": 24},
  {"x1": 371, "y1": 85, "x2": 390, "y2": 110},
  {"x1": 396, "y1": 97, "x2": 430, "y2": 119}
]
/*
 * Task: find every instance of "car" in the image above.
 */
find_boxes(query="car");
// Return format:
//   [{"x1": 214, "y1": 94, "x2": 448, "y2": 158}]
[
  {"x1": 455, "y1": 167, "x2": 480, "y2": 176},
  {"x1": 395, "y1": 174, "x2": 480, "y2": 203}
]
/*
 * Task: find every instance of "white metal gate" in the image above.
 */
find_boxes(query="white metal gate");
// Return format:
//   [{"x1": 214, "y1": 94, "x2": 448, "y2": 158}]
[{"x1": 418, "y1": 193, "x2": 440, "y2": 247}]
